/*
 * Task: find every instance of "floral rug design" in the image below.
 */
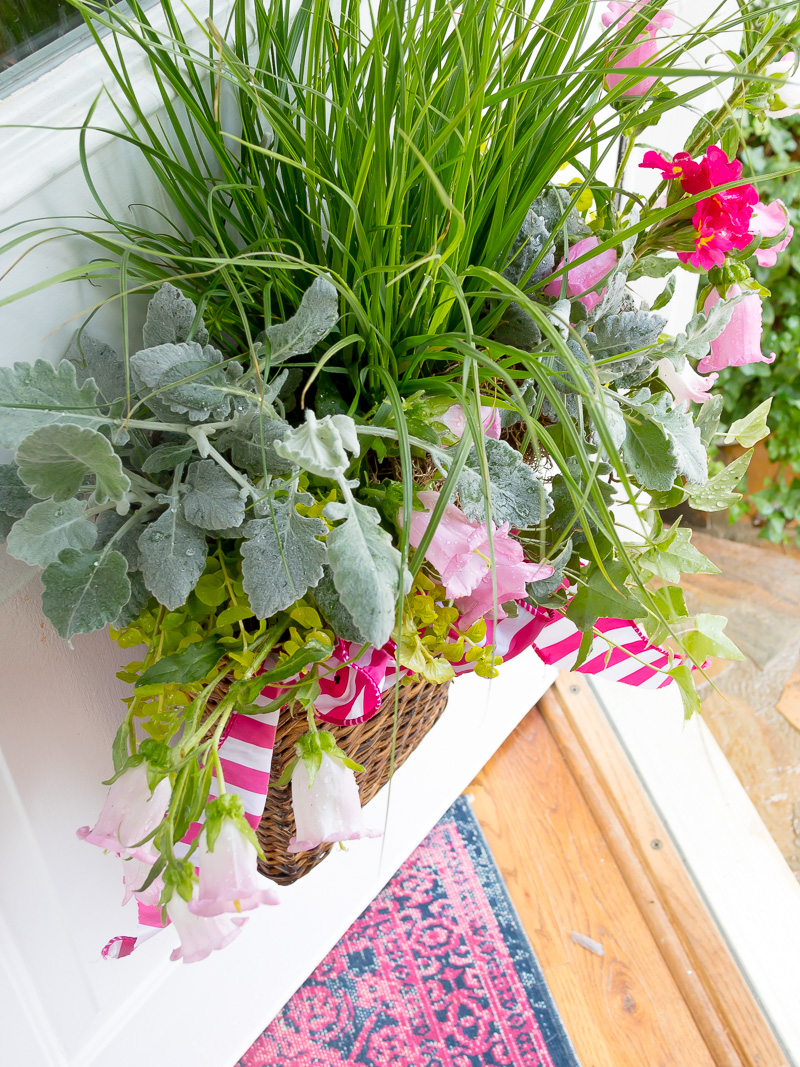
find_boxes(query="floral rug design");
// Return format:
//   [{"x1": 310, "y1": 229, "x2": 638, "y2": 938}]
[{"x1": 239, "y1": 795, "x2": 579, "y2": 1067}]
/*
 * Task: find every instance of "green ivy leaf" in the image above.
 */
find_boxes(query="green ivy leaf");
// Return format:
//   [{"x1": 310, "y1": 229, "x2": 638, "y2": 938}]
[
  {"x1": 0, "y1": 359, "x2": 109, "y2": 449},
  {"x1": 723, "y1": 398, "x2": 772, "y2": 449},
  {"x1": 566, "y1": 561, "x2": 646, "y2": 632},
  {"x1": 241, "y1": 491, "x2": 328, "y2": 618},
  {"x1": 261, "y1": 638, "x2": 333, "y2": 684},
  {"x1": 5, "y1": 498, "x2": 97, "y2": 567},
  {"x1": 684, "y1": 449, "x2": 752, "y2": 512},
  {"x1": 16, "y1": 424, "x2": 131, "y2": 504},
  {"x1": 135, "y1": 636, "x2": 224, "y2": 687},
  {"x1": 668, "y1": 663, "x2": 701, "y2": 719},
  {"x1": 695, "y1": 393, "x2": 724, "y2": 448},
  {"x1": 685, "y1": 613, "x2": 744, "y2": 663},
  {"x1": 181, "y1": 460, "x2": 247, "y2": 531},
  {"x1": 41, "y1": 548, "x2": 131, "y2": 640},
  {"x1": 650, "y1": 273, "x2": 677, "y2": 311},
  {"x1": 455, "y1": 438, "x2": 553, "y2": 527},
  {"x1": 636, "y1": 527, "x2": 721, "y2": 584},
  {"x1": 264, "y1": 276, "x2": 339, "y2": 364},
  {"x1": 138, "y1": 503, "x2": 208, "y2": 610},
  {"x1": 325, "y1": 496, "x2": 410, "y2": 648}
]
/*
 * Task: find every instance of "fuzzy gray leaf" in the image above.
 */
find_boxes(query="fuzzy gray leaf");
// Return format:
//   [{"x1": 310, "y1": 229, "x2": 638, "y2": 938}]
[
  {"x1": 217, "y1": 412, "x2": 294, "y2": 475},
  {"x1": 651, "y1": 394, "x2": 708, "y2": 485},
  {"x1": 493, "y1": 303, "x2": 542, "y2": 352},
  {"x1": 6, "y1": 498, "x2": 97, "y2": 568},
  {"x1": 95, "y1": 510, "x2": 144, "y2": 570},
  {"x1": 527, "y1": 537, "x2": 573, "y2": 603},
  {"x1": 654, "y1": 295, "x2": 743, "y2": 365},
  {"x1": 590, "y1": 393, "x2": 627, "y2": 455},
  {"x1": 181, "y1": 460, "x2": 247, "y2": 530},
  {"x1": 265, "y1": 276, "x2": 339, "y2": 364},
  {"x1": 41, "y1": 548, "x2": 131, "y2": 640},
  {"x1": 273, "y1": 410, "x2": 359, "y2": 478},
  {"x1": 456, "y1": 438, "x2": 553, "y2": 528},
  {"x1": 142, "y1": 283, "x2": 209, "y2": 349},
  {"x1": 532, "y1": 187, "x2": 591, "y2": 239},
  {"x1": 138, "y1": 504, "x2": 207, "y2": 610},
  {"x1": 130, "y1": 342, "x2": 235, "y2": 421},
  {"x1": 16, "y1": 424, "x2": 131, "y2": 504},
  {"x1": 622, "y1": 416, "x2": 677, "y2": 491},
  {"x1": 0, "y1": 359, "x2": 109, "y2": 449},
  {"x1": 114, "y1": 571, "x2": 151, "y2": 629},
  {"x1": 141, "y1": 442, "x2": 197, "y2": 475},
  {"x1": 66, "y1": 331, "x2": 128, "y2": 407},
  {"x1": 592, "y1": 310, "x2": 666, "y2": 359},
  {"x1": 324, "y1": 497, "x2": 409, "y2": 648},
  {"x1": 311, "y1": 565, "x2": 368, "y2": 642},
  {"x1": 241, "y1": 491, "x2": 328, "y2": 618},
  {"x1": 0, "y1": 464, "x2": 36, "y2": 518},
  {"x1": 503, "y1": 208, "x2": 554, "y2": 286}
]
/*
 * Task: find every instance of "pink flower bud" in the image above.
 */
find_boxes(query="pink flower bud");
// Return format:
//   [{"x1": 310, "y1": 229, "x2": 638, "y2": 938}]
[
  {"x1": 288, "y1": 751, "x2": 381, "y2": 853},
  {"x1": 77, "y1": 764, "x2": 171, "y2": 862},
  {"x1": 189, "y1": 818, "x2": 280, "y2": 917},
  {"x1": 657, "y1": 359, "x2": 718, "y2": 408},
  {"x1": 121, "y1": 854, "x2": 164, "y2": 908},
  {"x1": 438, "y1": 403, "x2": 502, "y2": 440},
  {"x1": 167, "y1": 892, "x2": 248, "y2": 964},
  {"x1": 543, "y1": 237, "x2": 618, "y2": 312},
  {"x1": 750, "y1": 199, "x2": 794, "y2": 267},
  {"x1": 699, "y1": 286, "x2": 776, "y2": 373},
  {"x1": 602, "y1": 1, "x2": 675, "y2": 97}
]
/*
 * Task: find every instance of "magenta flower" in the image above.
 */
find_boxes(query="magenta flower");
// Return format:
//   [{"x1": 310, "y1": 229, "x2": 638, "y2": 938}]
[
  {"x1": 602, "y1": 1, "x2": 675, "y2": 97},
  {"x1": 699, "y1": 286, "x2": 776, "y2": 373},
  {"x1": 657, "y1": 358, "x2": 718, "y2": 408},
  {"x1": 121, "y1": 855, "x2": 164, "y2": 908},
  {"x1": 407, "y1": 491, "x2": 553, "y2": 628},
  {"x1": 190, "y1": 817, "x2": 280, "y2": 917},
  {"x1": 167, "y1": 892, "x2": 248, "y2": 964},
  {"x1": 77, "y1": 764, "x2": 171, "y2": 863},
  {"x1": 543, "y1": 236, "x2": 618, "y2": 312},
  {"x1": 439, "y1": 403, "x2": 501, "y2": 440},
  {"x1": 750, "y1": 199, "x2": 794, "y2": 267},
  {"x1": 288, "y1": 751, "x2": 381, "y2": 853}
]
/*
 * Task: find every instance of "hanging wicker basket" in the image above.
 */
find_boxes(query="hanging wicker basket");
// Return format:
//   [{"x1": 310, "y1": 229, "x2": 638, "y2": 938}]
[{"x1": 209, "y1": 675, "x2": 451, "y2": 886}]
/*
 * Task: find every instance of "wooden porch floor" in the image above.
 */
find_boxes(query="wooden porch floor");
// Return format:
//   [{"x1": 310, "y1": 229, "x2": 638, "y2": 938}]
[{"x1": 468, "y1": 674, "x2": 788, "y2": 1067}]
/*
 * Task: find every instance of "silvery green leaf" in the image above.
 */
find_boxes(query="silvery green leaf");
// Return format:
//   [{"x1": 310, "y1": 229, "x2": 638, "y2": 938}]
[
  {"x1": 590, "y1": 268, "x2": 629, "y2": 321},
  {"x1": 532, "y1": 187, "x2": 590, "y2": 238},
  {"x1": 114, "y1": 570, "x2": 151, "y2": 629},
  {"x1": 649, "y1": 395, "x2": 708, "y2": 485},
  {"x1": 130, "y1": 341, "x2": 235, "y2": 421},
  {"x1": 723, "y1": 398, "x2": 772, "y2": 448},
  {"x1": 541, "y1": 392, "x2": 581, "y2": 424},
  {"x1": 493, "y1": 303, "x2": 542, "y2": 352},
  {"x1": 651, "y1": 273, "x2": 677, "y2": 312},
  {"x1": 502, "y1": 208, "x2": 553, "y2": 286},
  {"x1": 616, "y1": 206, "x2": 640, "y2": 276},
  {"x1": 41, "y1": 548, "x2": 131, "y2": 640},
  {"x1": 181, "y1": 460, "x2": 247, "y2": 530},
  {"x1": 0, "y1": 359, "x2": 109, "y2": 449},
  {"x1": 311, "y1": 565, "x2": 368, "y2": 642},
  {"x1": 455, "y1": 438, "x2": 553, "y2": 528},
  {"x1": 218, "y1": 412, "x2": 294, "y2": 475},
  {"x1": 684, "y1": 449, "x2": 751, "y2": 511},
  {"x1": 273, "y1": 410, "x2": 359, "y2": 478},
  {"x1": 66, "y1": 331, "x2": 128, "y2": 407},
  {"x1": 264, "y1": 276, "x2": 339, "y2": 364},
  {"x1": 0, "y1": 513, "x2": 13, "y2": 540},
  {"x1": 500, "y1": 379, "x2": 537, "y2": 429},
  {"x1": 548, "y1": 340, "x2": 591, "y2": 395},
  {"x1": 696, "y1": 392, "x2": 724, "y2": 448},
  {"x1": 16, "y1": 424, "x2": 131, "y2": 504},
  {"x1": 654, "y1": 295, "x2": 744, "y2": 365},
  {"x1": 95, "y1": 510, "x2": 143, "y2": 570},
  {"x1": 0, "y1": 464, "x2": 35, "y2": 518},
  {"x1": 547, "y1": 300, "x2": 571, "y2": 339},
  {"x1": 140, "y1": 442, "x2": 197, "y2": 475},
  {"x1": 527, "y1": 536, "x2": 574, "y2": 603},
  {"x1": 592, "y1": 310, "x2": 666, "y2": 359},
  {"x1": 6, "y1": 498, "x2": 97, "y2": 568},
  {"x1": 241, "y1": 490, "x2": 328, "y2": 618},
  {"x1": 324, "y1": 497, "x2": 409, "y2": 648},
  {"x1": 590, "y1": 393, "x2": 627, "y2": 455},
  {"x1": 138, "y1": 504, "x2": 207, "y2": 610},
  {"x1": 142, "y1": 283, "x2": 209, "y2": 349}
]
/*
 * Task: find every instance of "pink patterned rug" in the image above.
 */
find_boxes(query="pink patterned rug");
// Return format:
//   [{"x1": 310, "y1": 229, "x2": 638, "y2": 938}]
[{"x1": 239, "y1": 796, "x2": 579, "y2": 1067}]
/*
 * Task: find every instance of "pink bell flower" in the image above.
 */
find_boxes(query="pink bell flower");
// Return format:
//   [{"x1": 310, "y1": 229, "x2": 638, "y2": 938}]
[
  {"x1": 602, "y1": 1, "x2": 675, "y2": 97},
  {"x1": 189, "y1": 818, "x2": 280, "y2": 917},
  {"x1": 77, "y1": 764, "x2": 171, "y2": 863},
  {"x1": 657, "y1": 358, "x2": 718, "y2": 408},
  {"x1": 288, "y1": 751, "x2": 381, "y2": 853},
  {"x1": 167, "y1": 891, "x2": 248, "y2": 964},
  {"x1": 439, "y1": 403, "x2": 502, "y2": 440},
  {"x1": 407, "y1": 491, "x2": 553, "y2": 628},
  {"x1": 750, "y1": 199, "x2": 794, "y2": 267},
  {"x1": 543, "y1": 236, "x2": 618, "y2": 312},
  {"x1": 699, "y1": 286, "x2": 776, "y2": 373},
  {"x1": 121, "y1": 854, "x2": 164, "y2": 908}
]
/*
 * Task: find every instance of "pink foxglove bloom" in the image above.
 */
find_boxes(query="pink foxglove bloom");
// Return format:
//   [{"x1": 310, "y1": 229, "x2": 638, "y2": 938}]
[
  {"x1": 543, "y1": 236, "x2": 618, "y2": 312},
  {"x1": 699, "y1": 286, "x2": 776, "y2": 374},
  {"x1": 750, "y1": 199, "x2": 793, "y2": 267},
  {"x1": 288, "y1": 751, "x2": 381, "y2": 853},
  {"x1": 657, "y1": 358, "x2": 718, "y2": 408},
  {"x1": 189, "y1": 818, "x2": 280, "y2": 917},
  {"x1": 121, "y1": 855, "x2": 163, "y2": 908},
  {"x1": 77, "y1": 764, "x2": 171, "y2": 862},
  {"x1": 602, "y1": 1, "x2": 675, "y2": 97},
  {"x1": 439, "y1": 403, "x2": 501, "y2": 440},
  {"x1": 166, "y1": 892, "x2": 248, "y2": 964},
  {"x1": 407, "y1": 491, "x2": 553, "y2": 628}
]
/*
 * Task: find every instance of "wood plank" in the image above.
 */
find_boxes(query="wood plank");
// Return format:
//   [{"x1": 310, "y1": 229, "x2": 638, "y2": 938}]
[
  {"x1": 469, "y1": 702, "x2": 718, "y2": 1067},
  {"x1": 550, "y1": 673, "x2": 788, "y2": 1067}
]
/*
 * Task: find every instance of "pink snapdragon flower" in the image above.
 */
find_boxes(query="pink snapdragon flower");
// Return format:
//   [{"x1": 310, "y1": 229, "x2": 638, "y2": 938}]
[
  {"x1": 190, "y1": 816, "x2": 280, "y2": 917},
  {"x1": 167, "y1": 892, "x2": 248, "y2": 964},
  {"x1": 288, "y1": 751, "x2": 381, "y2": 853},
  {"x1": 77, "y1": 764, "x2": 171, "y2": 862},
  {"x1": 407, "y1": 491, "x2": 553, "y2": 628},
  {"x1": 699, "y1": 286, "x2": 776, "y2": 373},
  {"x1": 750, "y1": 199, "x2": 794, "y2": 267},
  {"x1": 121, "y1": 854, "x2": 164, "y2": 908},
  {"x1": 602, "y1": 1, "x2": 676, "y2": 97},
  {"x1": 543, "y1": 236, "x2": 618, "y2": 312},
  {"x1": 438, "y1": 403, "x2": 501, "y2": 440},
  {"x1": 657, "y1": 358, "x2": 718, "y2": 408}
]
